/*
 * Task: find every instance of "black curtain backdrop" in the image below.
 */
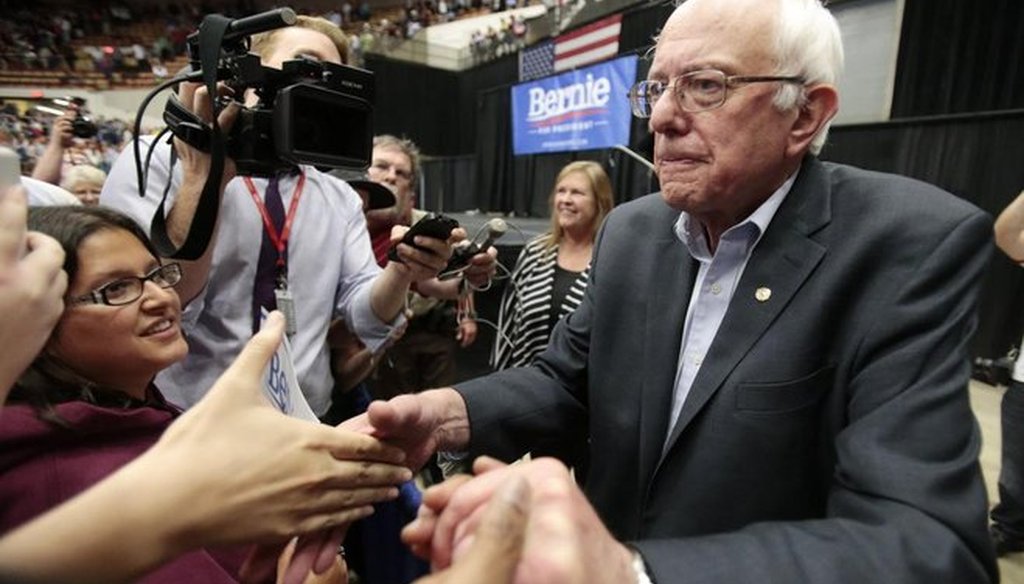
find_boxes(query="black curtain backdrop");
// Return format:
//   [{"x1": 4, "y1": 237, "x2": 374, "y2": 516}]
[
  {"x1": 822, "y1": 111, "x2": 1024, "y2": 359},
  {"x1": 892, "y1": 0, "x2": 1024, "y2": 117},
  {"x1": 363, "y1": 51, "x2": 518, "y2": 156}
]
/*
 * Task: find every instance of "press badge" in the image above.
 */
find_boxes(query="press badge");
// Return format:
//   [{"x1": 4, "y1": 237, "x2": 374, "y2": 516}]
[
  {"x1": 274, "y1": 287, "x2": 297, "y2": 336},
  {"x1": 259, "y1": 308, "x2": 317, "y2": 422}
]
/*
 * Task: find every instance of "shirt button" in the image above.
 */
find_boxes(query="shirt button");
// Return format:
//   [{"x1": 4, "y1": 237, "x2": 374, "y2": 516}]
[
  {"x1": 710, "y1": 283, "x2": 722, "y2": 295},
  {"x1": 693, "y1": 356, "x2": 702, "y2": 366}
]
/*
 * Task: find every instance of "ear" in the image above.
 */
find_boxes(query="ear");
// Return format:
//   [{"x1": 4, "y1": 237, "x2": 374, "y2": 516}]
[{"x1": 786, "y1": 84, "x2": 839, "y2": 158}]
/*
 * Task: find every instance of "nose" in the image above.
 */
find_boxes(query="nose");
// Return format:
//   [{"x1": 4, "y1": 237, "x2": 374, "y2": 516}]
[
  {"x1": 648, "y1": 87, "x2": 690, "y2": 137},
  {"x1": 139, "y1": 279, "x2": 178, "y2": 309}
]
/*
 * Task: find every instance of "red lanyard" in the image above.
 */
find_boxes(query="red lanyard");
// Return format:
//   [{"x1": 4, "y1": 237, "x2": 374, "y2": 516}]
[{"x1": 243, "y1": 172, "x2": 306, "y2": 269}]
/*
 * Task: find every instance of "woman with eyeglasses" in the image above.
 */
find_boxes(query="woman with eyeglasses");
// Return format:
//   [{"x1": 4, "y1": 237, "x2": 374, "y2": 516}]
[{"x1": 0, "y1": 205, "x2": 406, "y2": 583}]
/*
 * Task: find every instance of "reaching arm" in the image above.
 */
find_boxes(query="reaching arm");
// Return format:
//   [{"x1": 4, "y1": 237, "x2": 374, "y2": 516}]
[
  {"x1": 30, "y1": 112, "x2": 74, "y2": 185},
  {"x1": 341, "y1": 387, "x2": 473, "y2": 472},
  {"x1": 994, "y1": 189, "x2": 1024, "y2": 262},
  {"x1": 0, "y1": 313, "x2": 411, "y2": 584}
]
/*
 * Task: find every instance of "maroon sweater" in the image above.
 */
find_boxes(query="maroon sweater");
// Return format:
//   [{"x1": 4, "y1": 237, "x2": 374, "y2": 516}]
[{"x1": 0, "y1": 390, "x2": 248, "y2": 582}]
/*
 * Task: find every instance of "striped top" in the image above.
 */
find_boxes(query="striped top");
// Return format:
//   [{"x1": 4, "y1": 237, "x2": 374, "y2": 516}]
[{"x1": 491, "y1": 235, "x2": 590, "y2": 370}]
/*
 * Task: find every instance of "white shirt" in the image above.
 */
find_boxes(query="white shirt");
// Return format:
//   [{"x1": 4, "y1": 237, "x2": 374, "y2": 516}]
[
  {"x1": 23, "y1": 177, "x2": 82, "y2": 206},
  {"x1": 100, "y1": 137, "x2": 400, "y2": 415}
]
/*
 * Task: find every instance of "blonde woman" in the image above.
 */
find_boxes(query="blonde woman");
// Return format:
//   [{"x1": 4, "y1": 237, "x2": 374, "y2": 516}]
[{"x1": 492, "y1": 161, "x2": 614, "y2": 370}]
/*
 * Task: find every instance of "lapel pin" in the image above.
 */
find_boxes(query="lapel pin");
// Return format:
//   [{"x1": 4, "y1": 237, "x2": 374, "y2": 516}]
[{"x1": 755, "y1": 287, "x2": 772, "y2": 302}]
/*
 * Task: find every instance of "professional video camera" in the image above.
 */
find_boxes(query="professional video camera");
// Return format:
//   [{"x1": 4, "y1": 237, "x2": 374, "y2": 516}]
[
  {"x1": 162, "y1": 7, "x2": 375, "y2": 176},
  {"x1": 132, "y1": 7, "x2": 375, "y2": 260}
]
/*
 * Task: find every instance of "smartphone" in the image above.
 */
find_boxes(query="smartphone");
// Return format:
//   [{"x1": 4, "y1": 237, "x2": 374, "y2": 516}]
[
  {"x1": 387, "y1": 213, "x2": 459, "y2": 263},
  {"x1": 0, "y1": 146, "x2": 21, "y2": 192}
]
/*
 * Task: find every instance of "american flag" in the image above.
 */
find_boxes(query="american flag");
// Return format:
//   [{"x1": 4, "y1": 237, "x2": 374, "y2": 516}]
[{"x1": 518, "y1": 14, "x2": 623, "y2": 81}]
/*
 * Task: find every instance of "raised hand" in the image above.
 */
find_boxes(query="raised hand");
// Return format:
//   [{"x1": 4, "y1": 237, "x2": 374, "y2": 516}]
[{"x1": 0, "y1": 186, "x2": 66, "y2": 399}]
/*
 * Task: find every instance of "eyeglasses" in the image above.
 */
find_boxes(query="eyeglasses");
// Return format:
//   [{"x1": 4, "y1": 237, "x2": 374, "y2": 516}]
[
  {"x1": 627, "y1": 69, "x2": 805, "y2": 118},
  {"x1": 70, "y1": 263, "x2": 183, "y2": 307},
  {"x1": 370, "y1": 160, "x2": 413, "y2": 183}
]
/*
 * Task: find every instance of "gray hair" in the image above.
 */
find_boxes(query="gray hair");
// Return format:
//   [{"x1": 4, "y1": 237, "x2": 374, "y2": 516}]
[
  {"x1": 651, "y1": 0, "x2": 844, "y2": 154},
  {"x1": 772, "y1": 0, "x2": 844, "y2": 154},
  {"x1": 373, "y1": 134, "x2": 421, "y2": 189}
]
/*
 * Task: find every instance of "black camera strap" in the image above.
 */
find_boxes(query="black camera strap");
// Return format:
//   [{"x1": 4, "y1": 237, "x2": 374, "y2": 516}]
[{"x1": 150, "y1": 14, "x2": 231, "y2": 261}]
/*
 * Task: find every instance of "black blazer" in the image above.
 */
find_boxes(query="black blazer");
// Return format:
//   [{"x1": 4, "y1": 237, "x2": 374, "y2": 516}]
[{"x1": 458, "y1": 158, "x2": 997, "y2": 582}]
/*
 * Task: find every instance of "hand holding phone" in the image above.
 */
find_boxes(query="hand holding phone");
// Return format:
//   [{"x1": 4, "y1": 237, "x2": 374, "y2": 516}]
[{"x1": 388, "y1": 213, "x2": 459, "y2": 263}]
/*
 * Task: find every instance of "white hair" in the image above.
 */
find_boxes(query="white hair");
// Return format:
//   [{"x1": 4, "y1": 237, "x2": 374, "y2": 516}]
[
  {"x1": 60, "y1": 164, "x2": 107, "y2": 192},
  {"x1": 771, "y1": 0, "x2": 845, "y2": 154}
]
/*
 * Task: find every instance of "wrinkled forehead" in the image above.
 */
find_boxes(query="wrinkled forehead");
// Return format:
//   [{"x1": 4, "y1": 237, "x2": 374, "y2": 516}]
[
  {"x1": 652, "y1": 0, "x2": 778, "y2": 75},
  {"x1": 373, "y1": 146, "x2": 412, "y2": 171}
]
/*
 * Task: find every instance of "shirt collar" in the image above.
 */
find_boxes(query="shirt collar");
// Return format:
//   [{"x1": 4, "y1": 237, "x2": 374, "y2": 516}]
[{"x1": 673, "y1": 165, "x2": 801, "y2": 261}]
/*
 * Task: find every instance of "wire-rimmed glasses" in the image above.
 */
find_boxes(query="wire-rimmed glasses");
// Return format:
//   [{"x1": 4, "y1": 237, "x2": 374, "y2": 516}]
[{"x1": 627, "y1": 69, "x2": 805, "y2": 118}]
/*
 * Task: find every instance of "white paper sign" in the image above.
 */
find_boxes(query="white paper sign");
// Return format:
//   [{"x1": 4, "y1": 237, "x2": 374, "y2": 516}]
[{"x1": 259, "y1": 309, "x2": 318, "y2": 422}]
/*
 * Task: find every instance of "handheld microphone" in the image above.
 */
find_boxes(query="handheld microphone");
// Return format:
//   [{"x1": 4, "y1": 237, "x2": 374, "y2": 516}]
[{"x1": 439, "y1": 218, "x2": 507, "y2": 280}]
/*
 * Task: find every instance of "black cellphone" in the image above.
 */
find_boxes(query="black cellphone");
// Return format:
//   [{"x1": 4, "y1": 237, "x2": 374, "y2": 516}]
[{"x1": 387, "y1": 213, "x2": 459, "y2": 263}]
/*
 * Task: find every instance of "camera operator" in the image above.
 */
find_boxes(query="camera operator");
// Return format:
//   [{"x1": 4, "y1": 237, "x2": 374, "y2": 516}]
[
  {"x1": 100, "y1": 15, "x2": 495, "y2": 419},
  {"x1": 29, "y1": 110, "x2": 75, "y2": 186},
  {"x1": 992, "y1": 188, "x2": 1024, "y2": 556}
]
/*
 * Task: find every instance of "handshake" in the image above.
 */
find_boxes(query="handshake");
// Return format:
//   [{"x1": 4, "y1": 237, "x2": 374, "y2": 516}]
[{"x1": 399, "y1": 457, "x2": 637, "y2": 584}]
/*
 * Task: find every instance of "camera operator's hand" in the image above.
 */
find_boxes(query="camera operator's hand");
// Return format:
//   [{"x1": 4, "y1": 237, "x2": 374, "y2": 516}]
[
  {"x1": 29, "y1": 111, "x2": 76, "y2": 185},
  {"x1": 160, "y1": 81, "x2": 243, "y2": 306},
  {"x1": 173, "y1": 81, "x2": 241, "y2": 194}
]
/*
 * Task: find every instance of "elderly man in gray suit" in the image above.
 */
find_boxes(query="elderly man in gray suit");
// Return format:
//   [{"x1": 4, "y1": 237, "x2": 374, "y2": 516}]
[{"x1": 349, "y1": 0, "x2": 998, "y2": 581}]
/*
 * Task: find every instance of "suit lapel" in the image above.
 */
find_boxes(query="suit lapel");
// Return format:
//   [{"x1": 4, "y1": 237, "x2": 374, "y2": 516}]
[
  {"x1": 660, "y1": 159, "x2": 833, "y2": 458},
  {"x1": 638, "y1": 221, "x2": 696, "y2": 487}
]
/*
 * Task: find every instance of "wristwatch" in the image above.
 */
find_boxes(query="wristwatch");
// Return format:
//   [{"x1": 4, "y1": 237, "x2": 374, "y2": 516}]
[{"x1": 630, "y1": 548, "x2": 653, "y2": 584}]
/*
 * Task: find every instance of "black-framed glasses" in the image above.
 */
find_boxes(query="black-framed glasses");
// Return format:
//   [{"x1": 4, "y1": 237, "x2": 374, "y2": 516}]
[
  {"x1": 69, "y1": 263, "x2": 183, "y2": 307},
  {"x1": 627, "y1": 69, "x2": 805, "y2": 118}
]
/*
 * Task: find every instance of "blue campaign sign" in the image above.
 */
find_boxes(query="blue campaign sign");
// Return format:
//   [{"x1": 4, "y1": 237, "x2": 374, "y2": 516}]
[{"x1": 511, "y1": 55, "x2": 637, "y2": 156}]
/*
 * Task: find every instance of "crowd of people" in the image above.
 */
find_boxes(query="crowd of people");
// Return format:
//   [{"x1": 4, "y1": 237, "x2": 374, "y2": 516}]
[
  {"x1": 0, "y1": 1, "x2": 1019, "y2": 583},
  {"x1": 0, "y1": 101, "x2": 130, "y2": 180},
  {"x1": 0, "y1": 2, "x2": 198, "y2": 86},
  {"x1": 1, "y1": 0, "x2": 538, "y2": 80}
]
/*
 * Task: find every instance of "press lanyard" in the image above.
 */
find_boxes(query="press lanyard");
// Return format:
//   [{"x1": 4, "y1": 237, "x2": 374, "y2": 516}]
[{"x1": 243, "y1": 172, "x2": 306, "y2": 272}]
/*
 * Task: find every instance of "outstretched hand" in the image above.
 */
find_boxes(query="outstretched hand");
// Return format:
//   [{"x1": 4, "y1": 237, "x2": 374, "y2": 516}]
[
  {"x1": 412, "y1": 474, "x2": 531, "y2": 584},
  {"x1": 404, "y1": 457, "x2": 637, "y2": 584},
  {"x1": 339, "y1": 388, "x2": 470, "y2": 472},
  {"x1": 145, "y1": 311, "x2": 413, "y2": 550},
  {"x1": 0, "y1": 186, "x2": 66, "y2": 399}
]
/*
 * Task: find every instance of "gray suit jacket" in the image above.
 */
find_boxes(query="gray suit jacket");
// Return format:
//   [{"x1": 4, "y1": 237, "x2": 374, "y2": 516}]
[{"x1": 457, "y1": 158, "x2": 997, "y2": 582}]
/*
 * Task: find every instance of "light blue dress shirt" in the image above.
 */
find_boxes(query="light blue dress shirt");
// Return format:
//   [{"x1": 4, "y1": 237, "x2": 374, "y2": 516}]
[{"x1": 664, "y1": 171, "x2": 799, "y2": 449}]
